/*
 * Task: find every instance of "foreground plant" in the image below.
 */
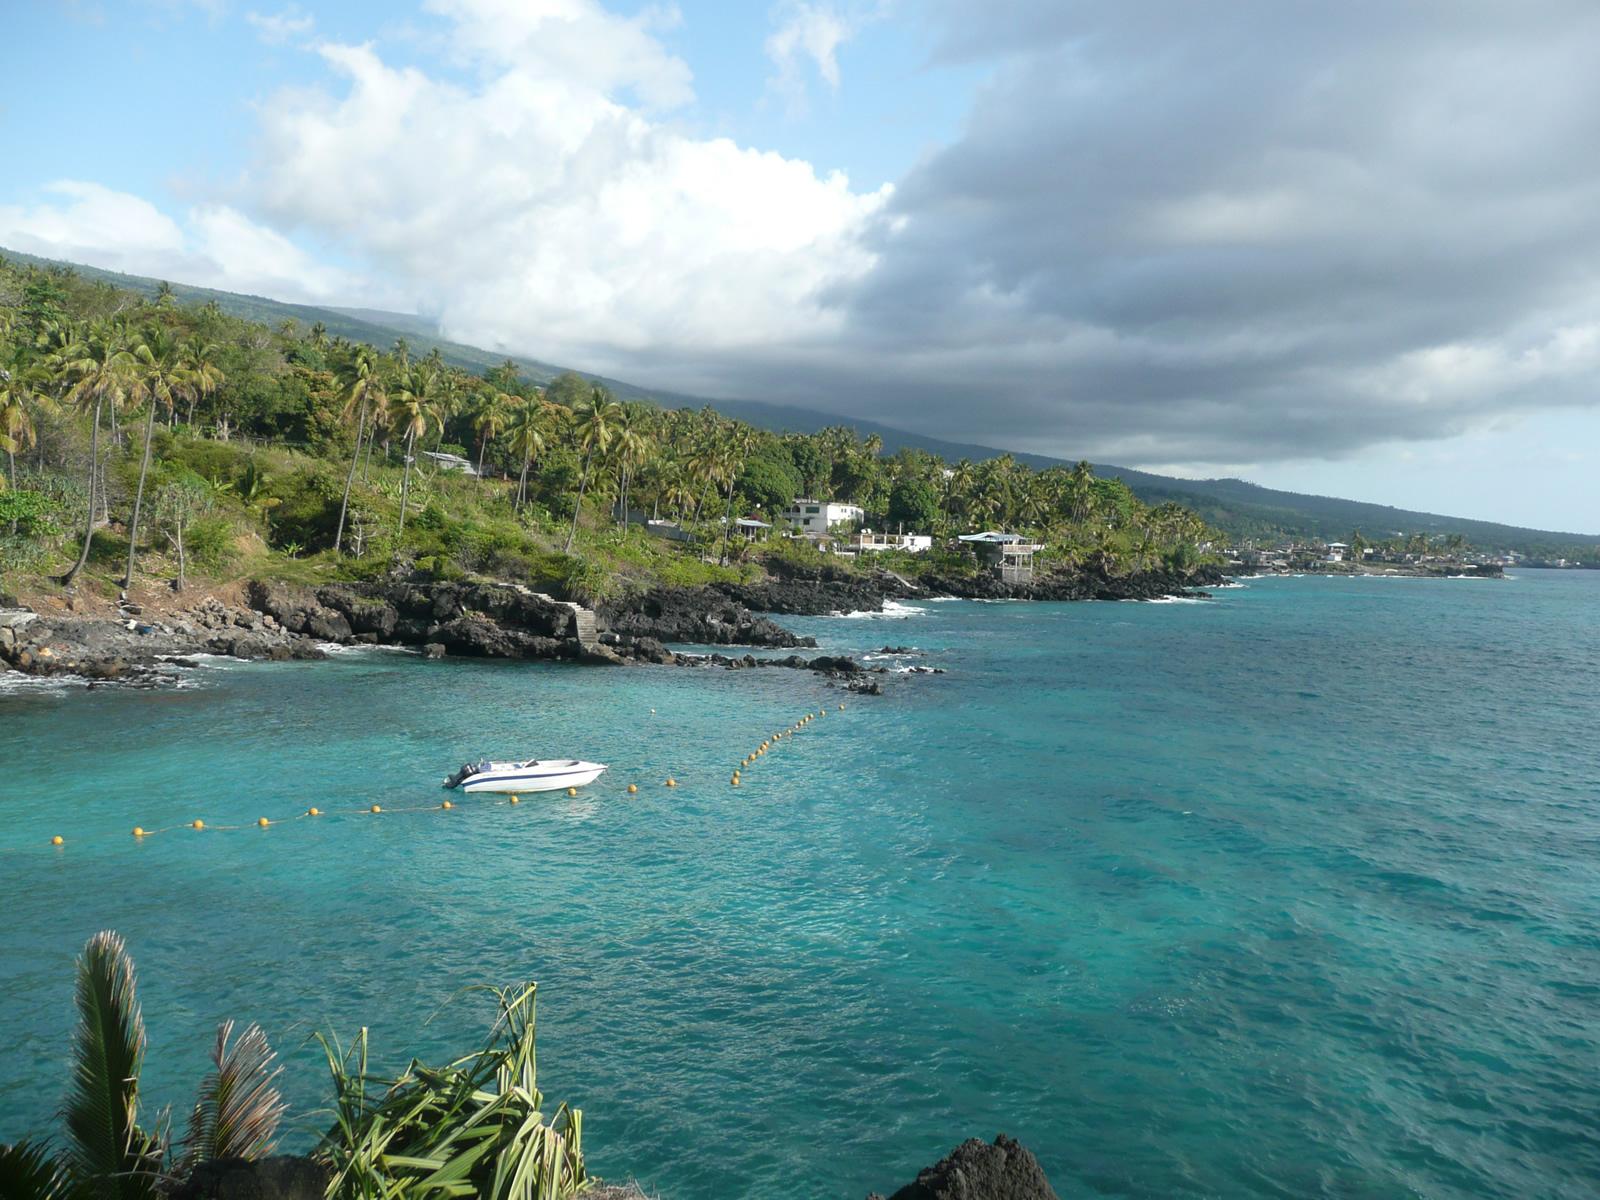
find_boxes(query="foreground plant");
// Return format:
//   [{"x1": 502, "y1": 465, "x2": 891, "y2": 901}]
[
  {"x1": 316, "y1": 982, "x2": 587, "y2": 1200},
  {"x1": 0, "y1": 931, "x2": 284, "y2": 1200}
]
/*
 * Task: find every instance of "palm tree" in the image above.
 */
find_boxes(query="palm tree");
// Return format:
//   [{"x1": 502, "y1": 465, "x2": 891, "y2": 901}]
[
  {"x1": 507, "y1": 396, "x2": 554, "y2": 511},
  {"x1": 391, "y1": 365, "x2": 438, "y2": 535},
  {"x1": 473, "y1": 391, "x2": 514, "y2": 480},
  {"x1": 0, "y1": 932, "x2": 286, "y2": 1200},
  {"x1": 333, "y1": 346, "x2": 384, "y2": 554},
  {"x1": 0, "y1": 345, "x2": 43, "y2": 512},
  {"x1": 57, "y1": 324, "x2": 135, "y2": 585},
  {"x1": 610, "y1": 406, "x2": 651, "y2": 528},
  {"x1": 564, "y1": 387, "x2": 620, "y2": 552},
  {"x1": 718, "y1": 425, "x2": 757, "y2": 565},
  {"x1": 121, "y1": 326, "x2": 183, "y2": 588},
  {"x1": 177, "y1": 337, "x2": 225, "y2": 429}
]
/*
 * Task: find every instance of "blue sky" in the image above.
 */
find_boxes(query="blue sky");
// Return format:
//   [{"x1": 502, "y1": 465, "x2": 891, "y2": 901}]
[{"x1": 5, "y1": 1, "x2": 1600, "y2": 532}]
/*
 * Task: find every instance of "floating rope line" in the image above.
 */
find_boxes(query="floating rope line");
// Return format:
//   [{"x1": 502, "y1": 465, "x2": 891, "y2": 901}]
[{"x1": 29, "y1": 703, "x2": 848, "y2": 850}]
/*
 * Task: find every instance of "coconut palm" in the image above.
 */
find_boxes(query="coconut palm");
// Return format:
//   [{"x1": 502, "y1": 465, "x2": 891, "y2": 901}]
[
  {"x1": 507, "y1": 396, "x2": 554, "y2": 511},
  {"x1": 391, "y1": 365, "x2": 438, "y2": 535},
  {"x1": 0, "y1": 344, "x2": 44, "y2": 506},
  {"x1": 563, "y1": 387, "x2": 620, "y2": 552},
  {"x1": 718, "y1": 425, "x2": 757, "y2": 565},
  {"x1": 333, "y1": 346, "x2": 383, "y2": 554},
  {"x1": 57, "y1": 324, "x2": 135, "y2": 585},
  {"x1": 473, "y1": 390, "x2": 514, "y2": 480},
  {"x1": 177, "y1": 337, "x2": 225, "y2": 429},
  {"x1": 610, "y1": 406, "x2": 652, "y2": 528},
  {"x1": 121, "y1": 326, "x2": 183, "y2": 588}
]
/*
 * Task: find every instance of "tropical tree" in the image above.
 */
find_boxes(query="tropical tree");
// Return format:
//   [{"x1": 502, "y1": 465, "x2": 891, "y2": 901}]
[
  {"x1": 507, "y1": 396, "x2": 554, "y2": 511},
  {"x1": 473, "y1": 390, "x2": 514, "y2": 480},
  {"x1": 610, "y1": 405, "x2": 652, "y2": 528},
  {"x1": 121, "y1": 326, "x2": 183, "y2": 588},
  {"x1": 57, "y1": 324, "x2": 134, "y2": 585},
  {"x1": 718, "y1": 425, "x2": 758, "y2": 564},
  {"x1": 333, "y1": 346, "x2": 383, "y2": 554},
  {"x1": 390, "y1": 365, "x2": 438, "y2": 535},
  {"x1": 0, "y1": 932, "x2": 288, "y2": 1200},
  {"x1": 177, "y1": 337, "x2": 225, "y2": 429},
  {"x1": 564, "y1": 387, "x2": 619, "y2": 552},
  {"x1": 0, "y1": 344, "x2": 43, "y2": 505}
]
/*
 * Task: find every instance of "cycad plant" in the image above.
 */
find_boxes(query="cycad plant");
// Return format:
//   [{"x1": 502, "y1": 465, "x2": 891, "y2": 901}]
[
  {"x1": 316, "y1": 982, "x2": 587, "y2": 1200},
  {"x1": 0, "y1": 932, "x2": 284, "y2": 1200}
]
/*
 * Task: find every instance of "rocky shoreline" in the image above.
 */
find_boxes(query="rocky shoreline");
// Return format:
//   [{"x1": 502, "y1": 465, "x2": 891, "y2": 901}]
[{"x1": 1, "y1": 563, "x2": 1226, "y2": 689}]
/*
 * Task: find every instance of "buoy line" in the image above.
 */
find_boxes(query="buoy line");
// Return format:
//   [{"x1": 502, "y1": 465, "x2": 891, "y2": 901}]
[{"x1": 29, "y1": 702, "x2": 850, "y2": 849}]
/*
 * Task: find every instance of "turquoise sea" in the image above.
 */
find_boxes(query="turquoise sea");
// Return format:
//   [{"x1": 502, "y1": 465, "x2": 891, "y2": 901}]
[{"x1": 2, "y1": 571, "x2": 1598, "y2": 1198}]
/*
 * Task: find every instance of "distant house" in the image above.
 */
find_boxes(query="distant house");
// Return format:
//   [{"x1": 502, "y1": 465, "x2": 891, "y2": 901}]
[
  {"x1": 613, "y1": 503, "x2": 692, "y2": 542},
  {"x1": 422, "y1": 451, "x2": 478, "y2": 476},
  {"x1": 848, "y1": 529, "x2": 934, "y2": 554},
  {"x1": 1325, "y1": 541, "x2": 1348, "y2": 563},
  {"x1": 781, "y1": 499, "x2": 864, "y2": 539},
  {"x1": 958, "y1": 531, "x2": 1043, "y2": 584}
]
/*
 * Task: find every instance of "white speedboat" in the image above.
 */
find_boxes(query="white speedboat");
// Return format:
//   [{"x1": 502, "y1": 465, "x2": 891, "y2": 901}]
[{"x1": 444, "y1": 758, "x2": 608, "y2": 794}]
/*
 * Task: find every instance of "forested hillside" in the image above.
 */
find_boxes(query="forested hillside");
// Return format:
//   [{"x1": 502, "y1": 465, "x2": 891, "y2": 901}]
[{"x1": 6, "y1": 246, "x2": 1594, "y2": 560}]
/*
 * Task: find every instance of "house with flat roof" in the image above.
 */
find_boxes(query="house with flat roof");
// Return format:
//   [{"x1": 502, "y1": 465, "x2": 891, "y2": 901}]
[
  {"x1": 781, "y1": 499, "x2": 864, "y2": 539},
  {"x1": 958, "y1": 531, "x2": 1043, "y2": 583}
]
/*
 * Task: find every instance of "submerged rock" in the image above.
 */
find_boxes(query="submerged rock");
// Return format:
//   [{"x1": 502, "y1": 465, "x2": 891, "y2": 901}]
[{"x1": 868, "y1": 1134, "x2": 1058, "y2": 1200}]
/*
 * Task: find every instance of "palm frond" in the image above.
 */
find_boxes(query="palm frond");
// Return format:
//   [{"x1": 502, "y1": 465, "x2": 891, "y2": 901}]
[
  {"x1": 0, "y1": 1139, "x2": 71, "y2": 1200},
  {"x1": 62, "y1": 931, "x2": 161, "y2": 1199},
  {"x1": 182, "y1": 1020, "x2": 286, "y2": 1169}
]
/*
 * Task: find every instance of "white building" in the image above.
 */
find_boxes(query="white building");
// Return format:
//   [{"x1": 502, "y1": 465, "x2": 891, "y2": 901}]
[
  {"x1": 849, "y1": 529, "x2": 934, "y2": 554},
  {"x1": 781, "y1": 499, "x2": 864, "y2": 538}
]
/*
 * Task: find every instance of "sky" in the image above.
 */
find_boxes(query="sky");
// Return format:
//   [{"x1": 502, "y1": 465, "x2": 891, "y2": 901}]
[{"x1": 4, "y1": 0, "x2": 1600, "y2": 531}]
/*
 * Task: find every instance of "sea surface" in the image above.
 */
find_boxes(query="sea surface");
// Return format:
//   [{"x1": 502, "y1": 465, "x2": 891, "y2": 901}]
[{"x1": 2, "y1": 571, "x2": 1598, "y2": 1198}]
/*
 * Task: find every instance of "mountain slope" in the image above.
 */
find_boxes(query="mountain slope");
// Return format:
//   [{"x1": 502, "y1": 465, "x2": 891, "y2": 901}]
[{"x1": 7, "y1": 245, "x2": 1596, "y2": 553}]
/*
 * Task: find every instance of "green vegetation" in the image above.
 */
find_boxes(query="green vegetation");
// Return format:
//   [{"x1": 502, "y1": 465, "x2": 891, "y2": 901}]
[
  {"x1": 0, "y1": 932, "x2": 588, "y2": 1200},
  {"x1": 0, "y1": 255, "x2": 1219, "y2": 600}
]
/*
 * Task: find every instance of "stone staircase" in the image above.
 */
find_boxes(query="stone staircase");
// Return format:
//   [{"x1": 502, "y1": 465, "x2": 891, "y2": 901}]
[{"x1": 570, "y1": 606, "x2": 598, "y2": 647}]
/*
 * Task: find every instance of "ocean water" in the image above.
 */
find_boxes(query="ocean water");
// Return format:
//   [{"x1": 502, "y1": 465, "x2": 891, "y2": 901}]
[{"x1": 2, "y1": 571, "x2": 1598, "y2": 1198}]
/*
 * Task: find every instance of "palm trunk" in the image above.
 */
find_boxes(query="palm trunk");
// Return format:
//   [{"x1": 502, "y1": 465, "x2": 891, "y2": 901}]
[
  {"x1": 121, "y1": 401, "x2": 159, "y2": 587},
  {"x1": 398, "y1": 429, "x2": 415, "y2": 536},
  {"x1": 476, "y1": 436, "x2": 488, "y2": 482},
  {"x1": 517, "y1": 453, "x2": 531, "y2": 510},
  {"x1": 564, "y1": 447, "x2": 594, "y2": 553},
  {"x1": 718, "y1": 477, "x2": 737, "y2": 565},
  {"x1": 6, "y1": 448, "x2": 16, "y2": 535},
  {"x1": 334, "y1": 404, "x2": 366, "y2": 554},
  {"x1": 60, "y1": 397, "x2": 103, "y2": 585}
]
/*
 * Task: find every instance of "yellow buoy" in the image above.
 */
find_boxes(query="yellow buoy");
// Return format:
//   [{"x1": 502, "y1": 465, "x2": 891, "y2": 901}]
[
  {"x1": 731, "y1": 776, "x2": 741, "y2": 786},
  {"x1": 666, "y1": 778, "x2": 677, "y2": 787},
  {"x1": 627, "y1": 783, "x2": 638, "y2": 794},
  {"x1": 257, "y1": 817, "x2": 270, "y2": 828},
  {"x1": 441, "y1": 800, "x2": 453, "y2": 809},
  {"x1": 567, "y1": 787, "x2": 577, "y2": 797},
  {"x1": 509, "y1": 795, "x2": 520, "y2": 804},
  {"x1": 51, "y1": 835, "x2": 64, "y2": 846},
  {"x1": 307, "y1": 806, "x2": 321, "y2": 816},
  {"x1": 191, "y1": 819, "x2": 205, "y2": 830},
  {"x1": 370, "y1": 804, "x2": 382, "y2": 814},
  {"x1": 132, "y1": 826, "x2": 145, "y2": 838}
]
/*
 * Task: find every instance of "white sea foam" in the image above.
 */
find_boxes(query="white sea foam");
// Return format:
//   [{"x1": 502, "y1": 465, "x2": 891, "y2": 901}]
[
  {"x1": 0, "y1": 670, "x2": 90, "y2": 694},
  {"x1": 839, "y1": 599, "x2": 928, "y2": 619}
]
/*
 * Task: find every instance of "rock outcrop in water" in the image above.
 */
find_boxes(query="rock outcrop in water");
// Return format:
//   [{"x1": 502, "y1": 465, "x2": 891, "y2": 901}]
[
  {"x1": 867, "y1": 1134, "x2": 1059, "y2": 1200},
  {"x1": 596, "y1": 585, "x2": 816, "y2": 648}
]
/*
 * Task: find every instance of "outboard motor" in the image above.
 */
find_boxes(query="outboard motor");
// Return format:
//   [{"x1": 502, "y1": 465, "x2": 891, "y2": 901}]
[{"x1": 443, "y1": 762, "x2": 478, "y2": 789}]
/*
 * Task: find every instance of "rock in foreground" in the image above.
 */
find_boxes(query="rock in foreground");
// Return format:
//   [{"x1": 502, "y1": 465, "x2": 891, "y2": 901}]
[{"x1": 868, "y1": 1134, "x2": 1059, "y2": 1200}]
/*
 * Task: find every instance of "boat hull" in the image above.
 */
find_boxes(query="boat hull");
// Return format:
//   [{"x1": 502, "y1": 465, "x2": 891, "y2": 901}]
[{"x1": 458, "y1": 762, "x2": 607, "y2": 794}]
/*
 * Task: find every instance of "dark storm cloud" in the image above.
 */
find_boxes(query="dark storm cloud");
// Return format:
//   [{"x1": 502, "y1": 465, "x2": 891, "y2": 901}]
[{"x1": 688, "y1": 0, "x2": 1600, "y2": 465}]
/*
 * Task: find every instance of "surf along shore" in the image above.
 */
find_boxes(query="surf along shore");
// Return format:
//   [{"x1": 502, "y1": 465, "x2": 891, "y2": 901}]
[{"x1": 1, "y1": 560, "x2": 1227, "y2": 690}]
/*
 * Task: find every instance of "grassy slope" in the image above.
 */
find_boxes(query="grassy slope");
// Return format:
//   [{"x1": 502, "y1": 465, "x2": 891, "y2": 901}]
[{"x1": 7, "y1": 245, "x2": 1595, "y2": 552}]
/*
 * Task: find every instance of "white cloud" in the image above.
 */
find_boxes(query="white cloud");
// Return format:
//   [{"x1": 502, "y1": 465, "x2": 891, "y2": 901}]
[
  {"x1": 765, "y1": 2, "x2": 853, "y2": 107},
  {"x1": 423, "y1": 0, "x2": 694, "y2": 110},
  {"x1": 246, "y1": 6, "x2": 314, "y2": 44},
  {"x1": 241, "y1": 10, "x2": 889, "y2": 368},
  {"x1": 0, "y1": 181, "x2": 353, "y2": 303}
]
